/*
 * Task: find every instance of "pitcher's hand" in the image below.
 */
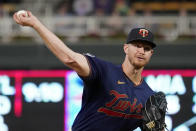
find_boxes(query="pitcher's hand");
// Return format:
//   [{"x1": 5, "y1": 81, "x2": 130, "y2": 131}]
[{"x1": 13, "y1": 10, "x2": 39, "y2": 28}]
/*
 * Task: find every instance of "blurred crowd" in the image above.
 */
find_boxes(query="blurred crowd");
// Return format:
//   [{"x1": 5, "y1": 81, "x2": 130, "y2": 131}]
[
  {"x1": 0, "y1": 0, "x2": 196, "y2": 17},
  {"x1": 55, "y1": 0, "x2": 196, "y2": 17},
  {"x1": 55, "y1": 0, "x2": 129, "y2": 16}
]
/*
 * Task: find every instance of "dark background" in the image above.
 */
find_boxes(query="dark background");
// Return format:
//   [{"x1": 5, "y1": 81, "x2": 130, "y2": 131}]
[
  {"x1": 2, "y1": 77, "x2": 64, "y2": 131},
  {"x1": 0, "y1": 41, "x2": 196, "y2": 70}
]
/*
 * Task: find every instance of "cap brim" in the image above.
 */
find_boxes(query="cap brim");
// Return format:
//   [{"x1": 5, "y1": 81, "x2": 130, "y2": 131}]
[{"x1": 127, "y1": 39, "x2": 156, "y2": 48}]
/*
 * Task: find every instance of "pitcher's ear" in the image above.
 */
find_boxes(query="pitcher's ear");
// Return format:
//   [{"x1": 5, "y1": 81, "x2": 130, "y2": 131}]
[
  {"x1": 123, "y1": 44, "x2": 129, "y2": 54},
  {"x1": 151, "y1": 49, "x2": 154, "y2": 54}
]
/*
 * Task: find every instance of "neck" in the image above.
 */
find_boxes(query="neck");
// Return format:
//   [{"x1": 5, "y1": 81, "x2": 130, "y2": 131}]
[{"x1": 122, "y1": 59, "x2": 144, "y2": 86}]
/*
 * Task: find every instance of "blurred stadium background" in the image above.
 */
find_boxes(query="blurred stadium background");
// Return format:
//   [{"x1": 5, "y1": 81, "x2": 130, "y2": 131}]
[{"x1": 0, "y1": 0, "x2": 196, "y2": 131}]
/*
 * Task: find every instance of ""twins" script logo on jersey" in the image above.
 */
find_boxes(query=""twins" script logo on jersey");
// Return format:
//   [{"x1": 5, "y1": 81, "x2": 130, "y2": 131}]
[{"x1": 97, "y1": 90, "x2": 143, "y2": 119}]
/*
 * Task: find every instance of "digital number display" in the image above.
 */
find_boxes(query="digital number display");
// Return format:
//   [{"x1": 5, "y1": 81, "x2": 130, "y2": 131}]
[{"x1": 0, "y1": 70, "x2": 66, "y2": 131}]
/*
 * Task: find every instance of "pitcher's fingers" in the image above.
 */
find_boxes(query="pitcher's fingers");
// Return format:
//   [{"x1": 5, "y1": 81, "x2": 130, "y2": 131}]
[
  {"x1": 26, "y1": 11, "x2": 32, "y2": 17},
  {"x1": 13, "y1": 13, "x2": 21, "y2": 24}
]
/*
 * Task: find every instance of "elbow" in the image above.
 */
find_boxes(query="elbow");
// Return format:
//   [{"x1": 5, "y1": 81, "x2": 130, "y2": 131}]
[
  {"x1": 63, "y1": 58, "x2": 81, "y2": 70},
  {"x1": 63, "y1": 58, "x2": 76, "y2": 65}
]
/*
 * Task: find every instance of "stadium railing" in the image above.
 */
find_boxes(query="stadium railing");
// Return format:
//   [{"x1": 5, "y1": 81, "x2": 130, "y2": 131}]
[{"x1": 0, "y1": 15, "x2": 196, "y2": 43}]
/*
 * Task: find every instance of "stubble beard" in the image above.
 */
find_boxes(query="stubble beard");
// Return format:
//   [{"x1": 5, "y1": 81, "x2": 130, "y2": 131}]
[{"x1": 130, "y1": 58, "x2": 148, "y2": 69}]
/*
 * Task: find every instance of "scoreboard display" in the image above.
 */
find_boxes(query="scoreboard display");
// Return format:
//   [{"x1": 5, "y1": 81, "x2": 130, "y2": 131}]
[
  {"x1": 0, "y1": 70, "x2": 65, "y2": 131},
  {"x1": 0, "y1": 70, "x2": 196, "y2": 131}
]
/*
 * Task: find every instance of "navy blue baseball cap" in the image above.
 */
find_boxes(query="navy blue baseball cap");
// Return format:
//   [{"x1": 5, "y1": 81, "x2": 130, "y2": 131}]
[{"x1": 126, "y1": 28, "x2": 156, "y2": 48}]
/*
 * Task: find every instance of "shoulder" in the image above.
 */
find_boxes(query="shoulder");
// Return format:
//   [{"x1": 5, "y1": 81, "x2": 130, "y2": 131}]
[
  {"x1": 80, "y1": 53, "x2": 119, "y2": 81},
  {"x1": 84, "y1": 53, "x2": 117, "y2": 68}
]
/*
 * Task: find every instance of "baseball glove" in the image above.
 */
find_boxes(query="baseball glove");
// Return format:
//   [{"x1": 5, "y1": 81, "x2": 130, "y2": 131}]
[{"x1": 141, "y1": 92, "x2": 167, "y2": 131}]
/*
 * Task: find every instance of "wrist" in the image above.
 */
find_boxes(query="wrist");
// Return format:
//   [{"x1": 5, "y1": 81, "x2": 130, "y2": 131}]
[{"x1": 32, "y1": 18, "x2": 41, "y2": 29}]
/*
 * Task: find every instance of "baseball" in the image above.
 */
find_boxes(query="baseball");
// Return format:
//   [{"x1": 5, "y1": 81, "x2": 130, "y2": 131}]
[{"x1": 16, "y1": 10, "x2": 28, "y2": 17}]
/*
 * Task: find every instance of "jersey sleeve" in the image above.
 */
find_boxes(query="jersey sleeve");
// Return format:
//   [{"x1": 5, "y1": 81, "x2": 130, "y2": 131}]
[
  {"x1": 77, "y1": 54, "x2": 109, "y2": 101},
  {"x1": 79, "y1": 54, "x2": 105, "y2": 83}
]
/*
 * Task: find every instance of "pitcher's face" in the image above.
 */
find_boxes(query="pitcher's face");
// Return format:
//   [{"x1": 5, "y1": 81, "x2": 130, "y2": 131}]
[{"x1": 124, "y1": 42, "x2": 154, "y2": 69}]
